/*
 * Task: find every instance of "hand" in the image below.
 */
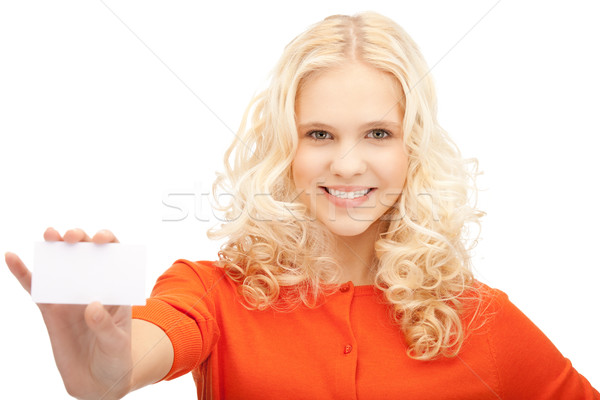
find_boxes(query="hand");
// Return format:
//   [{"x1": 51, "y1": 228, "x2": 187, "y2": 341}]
[{"x1": 5, "y1": 228, "x2": 133, "y2": 399}]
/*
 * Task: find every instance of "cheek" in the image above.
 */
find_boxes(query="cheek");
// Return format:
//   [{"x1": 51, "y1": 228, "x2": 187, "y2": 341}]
[
  {"x1": 394, "y1": 159, "x2": 409, "y2": 187},
  {"x1": 378, "y1": 148, "x2": 409, "y2": 189},
  {"x1": 375, "y1": 155, "x2": 409, "y2": 208},
  {"x1": 291, "y1": 147, "x2": 323, "y2": 188},
  {"x1": 290, "y1": 157, "x2": 304, "y2": 187}
]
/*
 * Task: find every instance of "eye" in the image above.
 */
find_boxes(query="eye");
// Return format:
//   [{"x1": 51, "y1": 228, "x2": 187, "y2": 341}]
[
  {"x1": 366, "y1": 129, "x2": 391, "y2": 140},
  {"x1": 307, "y1": 130, "x2": 332, "y2": 140}
]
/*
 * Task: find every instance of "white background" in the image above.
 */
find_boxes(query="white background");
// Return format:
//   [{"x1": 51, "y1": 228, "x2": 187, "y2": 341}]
[{"x1": 1, "y1": 1, "x2": 598, "y2": 398}]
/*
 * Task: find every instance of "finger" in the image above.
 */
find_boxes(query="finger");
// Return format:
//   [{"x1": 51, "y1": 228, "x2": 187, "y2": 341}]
[
  {"x1": 92, "y1": 229, "x2": 120, "y2": 244},
  {"x1": 5, "y1": 252, "x2": 32, "y2": 294},
  {"x1": 84, "y1": 302, "x2": 129, "y2": 352},
  {"x1": 63, "y1": 228, "x2": 92, "y2": 244},
  {"x1": 43, "y1": 227, "x2": 63, "y2": 241}
]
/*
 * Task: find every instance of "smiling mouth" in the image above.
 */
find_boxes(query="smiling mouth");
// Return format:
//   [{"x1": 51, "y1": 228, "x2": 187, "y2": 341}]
[{"x1": 321, "y1": 187, "x2": 374, "y2": 200}]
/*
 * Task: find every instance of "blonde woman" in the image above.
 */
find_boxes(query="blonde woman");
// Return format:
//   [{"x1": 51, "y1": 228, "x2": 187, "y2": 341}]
[{"x1": 5, "y1": 12, "x2": 598, "y2": 399}]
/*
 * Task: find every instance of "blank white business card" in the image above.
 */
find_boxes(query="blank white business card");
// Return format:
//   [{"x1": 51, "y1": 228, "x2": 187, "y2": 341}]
[{"x1": 32, "y1": 241, "x2": 146, "y2": 305}]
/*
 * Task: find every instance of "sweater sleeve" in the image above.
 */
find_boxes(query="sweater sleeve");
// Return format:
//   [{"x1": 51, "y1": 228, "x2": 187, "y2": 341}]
[
  {"x1": 487, "y1": 290, "x2": 599, "y2": 399},
  {"x1": 131, "y1": 260, "x2": 223, "y2": 381}
]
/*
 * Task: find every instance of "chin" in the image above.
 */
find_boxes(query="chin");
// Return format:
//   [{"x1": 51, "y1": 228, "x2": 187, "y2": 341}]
[{"x1": 320, "y1": 219, "x2": 377, "y2": 238}]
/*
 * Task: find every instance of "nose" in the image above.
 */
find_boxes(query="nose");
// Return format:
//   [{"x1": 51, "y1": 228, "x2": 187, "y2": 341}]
[{"x1": 329, "y1": 144, "x2": 367, "y2": 178}]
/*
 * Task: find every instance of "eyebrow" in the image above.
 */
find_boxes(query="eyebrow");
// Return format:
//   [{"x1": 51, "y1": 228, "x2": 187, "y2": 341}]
[{"x1": 297, "y1": 121, "x2": 402, "y2": 131}]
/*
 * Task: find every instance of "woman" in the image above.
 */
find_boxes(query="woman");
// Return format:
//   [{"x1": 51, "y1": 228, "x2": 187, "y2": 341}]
[{"x1": 5, "y1": 12, "x2": 598, "y2": 399}]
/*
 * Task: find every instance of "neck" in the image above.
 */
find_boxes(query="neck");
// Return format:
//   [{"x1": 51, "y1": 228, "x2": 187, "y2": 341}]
[{"x1": 333, "y1": 222, "x2": 383, "y2": 285}]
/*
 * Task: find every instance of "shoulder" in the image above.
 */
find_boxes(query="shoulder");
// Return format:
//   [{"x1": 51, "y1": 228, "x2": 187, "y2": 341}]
[
  {"x1": 462, "y1": 281, "x2": 544, "y2": 331},
  {"x1": 460, "y1": 282, "x2": 598, "y2": 398},
  {"x1": 150, "y1": 259, "x2": 231, "y2": 297},
  {"x1": 459, "y1": 281, "x2": 534, "y2": 350},
  {"x1": 170, "y1": 259, "x2": 225, "y2": 274},
  {"x1": 158, "y1": 259, "x2": 226, "y2": 282},
  {"x1": 466, "y1": 281, "x2": 555, "y2": 353},
  {"x1": 459, "y1": 280, "x2": 510, "y2": 328}
]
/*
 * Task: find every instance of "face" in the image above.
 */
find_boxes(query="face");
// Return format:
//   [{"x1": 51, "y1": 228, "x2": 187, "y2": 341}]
[{"x1": 292, "y1": 61, "x2": 409, "y2": 238}]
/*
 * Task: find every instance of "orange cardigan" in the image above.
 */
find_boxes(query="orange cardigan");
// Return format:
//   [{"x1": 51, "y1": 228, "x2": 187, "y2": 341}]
[{"x1": 132, "y1": 260, "x2": 599, "y2": 399}]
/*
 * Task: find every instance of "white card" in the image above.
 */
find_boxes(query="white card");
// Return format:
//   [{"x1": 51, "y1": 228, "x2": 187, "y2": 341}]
[{"x1": 32, "y1": 242, "x2": 146, "y2": 305}]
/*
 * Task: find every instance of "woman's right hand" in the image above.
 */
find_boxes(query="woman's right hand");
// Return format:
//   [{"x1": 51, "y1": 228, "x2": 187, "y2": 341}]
[{"x1": 5, "y1": 228, "x2": 133, "y2": 400}]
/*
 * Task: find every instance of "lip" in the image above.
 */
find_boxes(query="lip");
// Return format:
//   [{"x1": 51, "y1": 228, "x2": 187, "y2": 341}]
[
  {"x1": 319, "y1": 186, "x2": 375, "y2": 208},
  {"x1": 325, "y1": 185, "x2": 372, "y2": 192}
]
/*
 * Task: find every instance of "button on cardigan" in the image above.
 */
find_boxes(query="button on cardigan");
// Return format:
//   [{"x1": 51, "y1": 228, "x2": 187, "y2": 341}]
[{"x1": 132, "y1": 260, "x2": 599, "y2": 399}]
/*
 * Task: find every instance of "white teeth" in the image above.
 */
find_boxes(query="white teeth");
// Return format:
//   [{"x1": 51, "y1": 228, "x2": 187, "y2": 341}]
[{"x1": 327, "y1": 188, "x2": 370, "y2": 199}]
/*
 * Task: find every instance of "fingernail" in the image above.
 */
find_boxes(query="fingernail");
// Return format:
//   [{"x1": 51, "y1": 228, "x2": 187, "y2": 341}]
[{"x1": 93, "y1": 309, "x2": 103, "y2": 323}]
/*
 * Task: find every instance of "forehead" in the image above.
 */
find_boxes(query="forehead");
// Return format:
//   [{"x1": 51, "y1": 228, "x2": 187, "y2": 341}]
[{"x1": 295, "y1": 62, "x2": 403, "y2": 125}]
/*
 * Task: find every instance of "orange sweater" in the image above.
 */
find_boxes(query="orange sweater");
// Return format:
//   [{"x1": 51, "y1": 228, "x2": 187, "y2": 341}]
[{"x1": 132, "y1": 260, "x2": 599, "y2": 399}]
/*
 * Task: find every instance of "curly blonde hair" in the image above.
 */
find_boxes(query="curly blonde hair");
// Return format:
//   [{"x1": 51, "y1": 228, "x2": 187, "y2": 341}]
[{"x1": 208, "y1": 12, "x2": 484, "y2": 360}]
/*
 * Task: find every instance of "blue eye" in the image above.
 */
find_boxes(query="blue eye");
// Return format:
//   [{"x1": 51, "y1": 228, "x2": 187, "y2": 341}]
[
  {"x1": 367, "y1": 129, "x2": 391, "y2": 139},
  {"x1": 307, "y1": 130, "x2": 332, "y2": 140}
]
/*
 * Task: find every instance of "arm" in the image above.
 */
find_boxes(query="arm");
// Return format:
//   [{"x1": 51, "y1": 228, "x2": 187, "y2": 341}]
[
  {"x1": 5, "y1": 228, "x2": 174, "y2": 399},
  {"x1": 129, "y1": 319, "x2": 174, "y2": 392},
  {"x1": 488, "y1": 290, "x2": 599, "y2": 399}
]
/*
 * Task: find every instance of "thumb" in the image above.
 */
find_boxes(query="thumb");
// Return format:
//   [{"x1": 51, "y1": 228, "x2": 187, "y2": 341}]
[
  {"x1": 84, "y1": 302, "x2": 129, "y2": 353},
  {"x1": 5, "y1": 252, "x2": 32, "y2": 294}
]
